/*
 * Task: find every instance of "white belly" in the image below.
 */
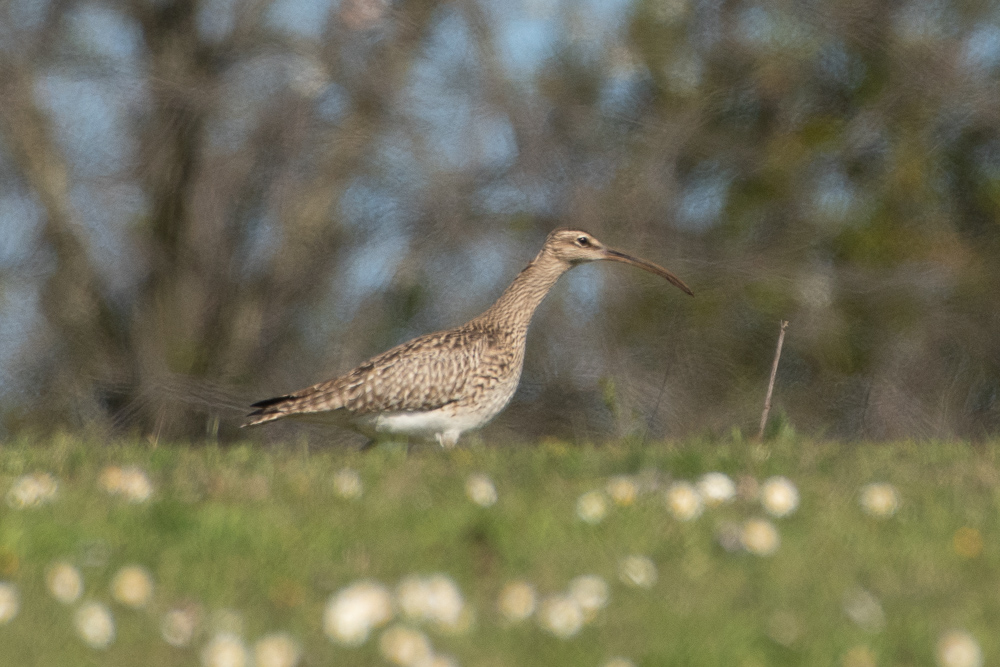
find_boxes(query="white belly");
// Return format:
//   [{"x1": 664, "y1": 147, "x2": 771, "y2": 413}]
[
  {"x1": 363, "y1": 408, "x2": 485, "y2": 438},
  {"x1": 352, "y1": 379, "x2": 518, "y2": 447}
]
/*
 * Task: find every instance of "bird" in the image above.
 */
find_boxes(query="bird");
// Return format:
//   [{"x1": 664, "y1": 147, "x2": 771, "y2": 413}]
[{"x1": 243, "y1": 229, "x2": 692, "y2": 447}]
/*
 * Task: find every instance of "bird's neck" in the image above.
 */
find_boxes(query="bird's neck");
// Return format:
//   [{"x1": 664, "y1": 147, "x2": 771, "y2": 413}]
[{"x1": 474, "y1": 249, "x2": 570, "y2": 336}]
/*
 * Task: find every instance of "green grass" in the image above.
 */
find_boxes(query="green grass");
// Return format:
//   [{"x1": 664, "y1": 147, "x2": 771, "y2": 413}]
[{"x1": 0, "y1": 433, "x2": 998, "y2": 666}]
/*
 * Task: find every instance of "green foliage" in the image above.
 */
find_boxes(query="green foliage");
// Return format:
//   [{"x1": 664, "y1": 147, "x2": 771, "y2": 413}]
[{"x1": 0, "y1": 436, "x2": 997, "y2": 665}]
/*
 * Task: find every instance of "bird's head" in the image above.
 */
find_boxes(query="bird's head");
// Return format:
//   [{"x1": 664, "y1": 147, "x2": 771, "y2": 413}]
[{"x1": 543, "y1": 228, "x2": 694, "y2": 296}]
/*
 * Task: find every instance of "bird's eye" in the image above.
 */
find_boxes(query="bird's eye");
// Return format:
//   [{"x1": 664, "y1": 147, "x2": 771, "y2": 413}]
[{"x1": 576, "y1": 236, "x2": 590, "y2": 247}]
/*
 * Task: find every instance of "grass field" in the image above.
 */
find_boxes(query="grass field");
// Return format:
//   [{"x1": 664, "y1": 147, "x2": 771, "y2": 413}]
[{"x1": 0, "y1": 432, "x2": 996, "y2": 666}]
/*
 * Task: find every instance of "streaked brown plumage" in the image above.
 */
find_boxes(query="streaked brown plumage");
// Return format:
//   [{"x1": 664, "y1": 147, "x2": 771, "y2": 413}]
[{"x1": 243, "y1": 229, "x2": 692, "y2": 447}]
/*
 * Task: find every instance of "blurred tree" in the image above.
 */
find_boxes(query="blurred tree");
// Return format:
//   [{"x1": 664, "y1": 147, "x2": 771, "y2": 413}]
[{"x1": 0, "y1": 0, "x2": 998, "y2": 441}]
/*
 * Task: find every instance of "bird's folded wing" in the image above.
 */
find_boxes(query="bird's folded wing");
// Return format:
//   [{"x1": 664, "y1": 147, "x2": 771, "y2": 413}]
[{"x1": 259, "y1": 327, "x2": 504, "y2": 420}]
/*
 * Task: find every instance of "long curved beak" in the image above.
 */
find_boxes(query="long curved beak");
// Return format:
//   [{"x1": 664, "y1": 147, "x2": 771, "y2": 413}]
[{"x1": 603, "y1": 248, "x2": 694, "y2": 296}]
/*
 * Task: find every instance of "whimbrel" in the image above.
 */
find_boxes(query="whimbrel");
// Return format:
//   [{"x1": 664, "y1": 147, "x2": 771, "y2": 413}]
[{"x1": 243, "y1": 229, "x2": 692, "y2": 447}]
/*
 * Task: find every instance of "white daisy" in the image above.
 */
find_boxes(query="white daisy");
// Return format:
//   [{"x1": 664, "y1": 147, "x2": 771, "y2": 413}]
[
  {"x1": 100, "y1": 466, "x2": 154, "y2": 502},
  {"x1": 46, "y1": 561, "x2": 83, "y2": 604},
  {"x1": 568, "y1": 575, "x2": 609, "y2": 619},
  {"x1": 665, "y1": 482, "x2": 703, "y2": 521},
  {"x1": 333, "y1": 468, "x2": 363, "y2": 499},
  {"x1": 0, "y1": 582, "x2": 19, "y2": 624},
  {"x1": 201, "y1": 632, "x2": 248, "y2": 667},
  {"x1": 697, "y1": 472, "x2": 736, "y2": 507},
  {"x1": 741, "y1": 519, "x2": 780, "y2": 556},
  {"x1": 576, "y1": 491, "x2": 608, "y2": 524},
  {"x1": 111, "y1": 565, "x2": 154, "y2": 608},
  {"x1": 859, "y1": 483, "x2": 900, "y2": 518},
  {"x1": 323, "y1": 580, "x2": 394, "y2": 645},
  {"x1": 396, "y1": 574, "x2": 467, "y2": 632},
  {"x1": 936, "y1": 630, "x2": 982, "y2": 667},
  {"x1": 162, "y1": 607, "x2": 200, "y2": 647},
  {"x1": 602, "y1": 659, "x2": 637, "y2": 667},
  {"x1": 497, "y1": 580, "x2": 536, "y2": 622},
  {"x1": 465, "y1": 474, "x2": 498, "y2": 507},
  {"x1": 537, "y1": 595, "x2": 584, "y2": 639},
  {"x1": 379, "y1": 625, "x2": 433, "y2": 666},
  {"x1": 760, "y1": 477, "x2": 799, "y2": 517},
  {"x1": 619, "y1": 555, "x2": 658, "y2": 589},
  {"x1": 7, "y1": 472, "x2": 57, "y2": 508},
  {"x1": 253, "y1": 632, "x2": 301, "y2": 667},
  {"x1": 606, "y1": 476, "x2": 639, "y2": 506},
  {"x1": 74, "y1": 602, "x2": 115, "y2": 649},
  {"x1": 842, "y1": 588, "x2": 885, "y2": 632}
]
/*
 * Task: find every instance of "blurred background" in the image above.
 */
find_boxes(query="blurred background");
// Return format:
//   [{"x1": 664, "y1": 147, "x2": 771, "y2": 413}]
[{"x1": 0, "y1": 0, "x2": 998, "y2": 443}]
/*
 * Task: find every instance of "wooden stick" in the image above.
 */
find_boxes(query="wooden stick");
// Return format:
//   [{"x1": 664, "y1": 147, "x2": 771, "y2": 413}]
[{"x1": 757, "y1": 320, "x2": 789, "y2": 441}]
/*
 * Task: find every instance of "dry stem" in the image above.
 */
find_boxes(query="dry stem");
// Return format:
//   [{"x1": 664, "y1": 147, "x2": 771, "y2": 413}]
[{"x1": 757, "y1": 320, "x2": 789, "y2": 440}]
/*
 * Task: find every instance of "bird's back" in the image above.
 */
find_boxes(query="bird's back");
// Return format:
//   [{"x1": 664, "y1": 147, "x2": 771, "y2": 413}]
[{"x1": 243, "y1": 323, "x2": 524, "y2": 427}]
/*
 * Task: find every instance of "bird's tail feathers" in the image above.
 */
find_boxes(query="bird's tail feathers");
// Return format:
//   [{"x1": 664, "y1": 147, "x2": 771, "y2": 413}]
[
  {"x1": 242, "y1": 395, "x2": 295, "y2": 427},
  {"x1": 241, "y1": 389, "x2": 344, "y2": 427}
]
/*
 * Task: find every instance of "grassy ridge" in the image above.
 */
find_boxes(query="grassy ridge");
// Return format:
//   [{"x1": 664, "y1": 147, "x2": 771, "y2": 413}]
[{"x1": 0, "y1": 434, "x2": 997, "y2": 666}]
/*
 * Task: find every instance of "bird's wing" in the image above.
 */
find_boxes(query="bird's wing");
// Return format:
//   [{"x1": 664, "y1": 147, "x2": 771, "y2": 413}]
[
  {"x1": 322, "y1": 328, "x2": 496, "y2": 413},
  {"x1": 243, "y1": 327, "x2": 499, "y2": 425}
]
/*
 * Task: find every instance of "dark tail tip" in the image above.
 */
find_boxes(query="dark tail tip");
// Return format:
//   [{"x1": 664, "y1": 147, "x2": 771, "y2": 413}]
[
  {"x1": 249, "y1": 395, "x2": 294, "y2": 411},
  {"x1": 242, "y1": 395, "x2": 296, "y2": 426}
]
